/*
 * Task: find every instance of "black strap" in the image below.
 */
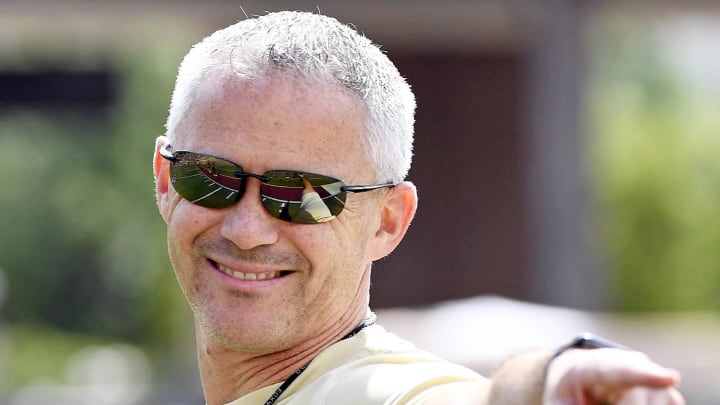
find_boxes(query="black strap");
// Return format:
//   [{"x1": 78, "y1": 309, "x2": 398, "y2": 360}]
[
  {"x1": 551, "y1": 332, "x2": 630, "y2": 361},
  {"x1": 264, "y1": 315, "x2": 377, "y2": 405},
  {"x1": 263, "y1": 364, "x2": 309, "y2": 405}
]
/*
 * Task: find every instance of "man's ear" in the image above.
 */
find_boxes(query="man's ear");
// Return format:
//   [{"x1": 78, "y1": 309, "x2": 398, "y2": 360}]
[
  {"x1": 368, "y1": 181, "x2": 418, "y2": 261},
  {"x1": 154, "y1": 135, "x2": 172, "y2": 223}
]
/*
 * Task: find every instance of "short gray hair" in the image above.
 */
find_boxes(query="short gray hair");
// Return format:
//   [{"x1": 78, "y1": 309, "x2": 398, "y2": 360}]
[{"x1": 165, "y1": 11, "x2": 416, "y2": 183}]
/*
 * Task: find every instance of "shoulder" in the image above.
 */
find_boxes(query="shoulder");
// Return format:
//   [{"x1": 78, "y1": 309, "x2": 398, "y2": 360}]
[{"x1": 285, "y1": 324, "x2": 487, "y2": 405}]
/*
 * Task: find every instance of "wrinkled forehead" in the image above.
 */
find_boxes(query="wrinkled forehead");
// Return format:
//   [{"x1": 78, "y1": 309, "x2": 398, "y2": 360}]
[{"x1": 178, "y1": 70, "x2": 365, "y2": 136}]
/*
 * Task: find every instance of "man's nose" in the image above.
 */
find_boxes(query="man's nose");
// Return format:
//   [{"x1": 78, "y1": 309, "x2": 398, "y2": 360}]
[{"x1": 219, "y1": 181, "x2": 280, "y2": 250}]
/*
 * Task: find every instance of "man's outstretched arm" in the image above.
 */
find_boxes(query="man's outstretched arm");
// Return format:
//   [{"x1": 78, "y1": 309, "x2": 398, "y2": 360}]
[{"x1": 421, "y1": 345, "x2": 683, "y2": 404}]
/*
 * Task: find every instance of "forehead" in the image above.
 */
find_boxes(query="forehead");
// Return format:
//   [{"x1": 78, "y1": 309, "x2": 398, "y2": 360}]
[{"x1": 175, "y1": 73, "x2": 372, "y2": 179}]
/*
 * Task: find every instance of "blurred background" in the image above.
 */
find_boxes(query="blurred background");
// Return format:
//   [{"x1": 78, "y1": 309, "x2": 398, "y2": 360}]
[{"x1": 1, "y1": 0, "x2": 719, "y2": 403}]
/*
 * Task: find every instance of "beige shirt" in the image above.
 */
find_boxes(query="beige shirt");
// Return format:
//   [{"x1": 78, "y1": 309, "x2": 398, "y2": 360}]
[{"x1": 225, "y1": 324, "x2": 486, "y2": 405}]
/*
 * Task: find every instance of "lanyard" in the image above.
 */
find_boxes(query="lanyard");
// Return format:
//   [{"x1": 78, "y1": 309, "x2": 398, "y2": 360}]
[{"x1": 263, "y1": 314, "x2": 377, "y2": 405}]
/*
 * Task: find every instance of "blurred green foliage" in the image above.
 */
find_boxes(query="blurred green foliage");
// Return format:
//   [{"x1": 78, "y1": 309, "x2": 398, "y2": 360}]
[
  {"x1": 589, "y1": 24, "x2": 720, "y2": 311},
  {"x1": 0, "y1": 28, "x2": 202, "y2": 388},
  {"x1": 2, "y1": 324, "x2": 110, "y2": 388}
]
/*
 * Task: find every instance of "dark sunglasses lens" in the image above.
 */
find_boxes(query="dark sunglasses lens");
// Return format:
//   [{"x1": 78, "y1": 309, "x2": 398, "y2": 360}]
[
  {"x1": 169, "y1": 152, "x2": 244, "y2": 208},
  {"x1": 260, "y1": 171, "x2": 347, "y2": 224}
]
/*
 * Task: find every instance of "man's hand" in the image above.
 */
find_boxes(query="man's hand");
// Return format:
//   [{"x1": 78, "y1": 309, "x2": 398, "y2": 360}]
[{"x1": 543, "y1": 348, "x2": 684, "y2": 404}]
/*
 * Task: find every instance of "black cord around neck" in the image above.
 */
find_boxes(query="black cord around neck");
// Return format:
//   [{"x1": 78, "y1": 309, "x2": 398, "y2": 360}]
[{"x1": 263, "y1": 315, "x2": 377, "y2": 405}]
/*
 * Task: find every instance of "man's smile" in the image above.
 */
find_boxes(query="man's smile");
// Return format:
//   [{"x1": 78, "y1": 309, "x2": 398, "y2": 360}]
[{"x1": 209, "y1": 259, "x2": 293, "y2": 282}]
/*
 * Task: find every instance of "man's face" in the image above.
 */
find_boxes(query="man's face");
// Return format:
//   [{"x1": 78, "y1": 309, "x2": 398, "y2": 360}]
[{"x1": 157, "y1": 75, "x2": 383, "y2": 353}]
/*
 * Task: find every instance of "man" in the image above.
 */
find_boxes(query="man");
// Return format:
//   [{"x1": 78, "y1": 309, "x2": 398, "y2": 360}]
[{"x1": 153, "y1": 11, "x2": 684, "y2": 405}]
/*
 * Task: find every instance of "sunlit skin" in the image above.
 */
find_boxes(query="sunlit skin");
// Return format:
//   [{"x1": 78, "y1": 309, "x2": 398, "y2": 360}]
[{"x1": 154, "y1": 73, "x2": 417, "y2": 404}]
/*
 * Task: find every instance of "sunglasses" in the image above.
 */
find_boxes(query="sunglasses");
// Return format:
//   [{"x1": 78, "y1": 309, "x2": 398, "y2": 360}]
[{"x1": 159, "y1": 144, "x2": 393, "y2": 224}]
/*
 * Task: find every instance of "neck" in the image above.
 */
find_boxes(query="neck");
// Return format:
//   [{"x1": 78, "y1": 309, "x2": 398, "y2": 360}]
[{"x1": 198, "y1": 304, "x2": 371, "y2": 405}]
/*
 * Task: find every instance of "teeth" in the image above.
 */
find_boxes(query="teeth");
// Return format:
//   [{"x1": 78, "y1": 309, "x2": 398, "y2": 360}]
[{"x1": 217, "y1": 263, "x2": 281, "y2": 281}]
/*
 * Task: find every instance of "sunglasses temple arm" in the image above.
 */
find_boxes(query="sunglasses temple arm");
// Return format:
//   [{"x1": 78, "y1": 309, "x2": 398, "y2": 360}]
[{"x1": 341, "y1": 183, "x2": 394, "y2": 193}]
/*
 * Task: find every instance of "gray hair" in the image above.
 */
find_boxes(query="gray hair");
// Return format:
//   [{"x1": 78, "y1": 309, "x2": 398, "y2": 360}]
[{"x1": 165, "y1": 11, "x2": 416, "y2": 183}]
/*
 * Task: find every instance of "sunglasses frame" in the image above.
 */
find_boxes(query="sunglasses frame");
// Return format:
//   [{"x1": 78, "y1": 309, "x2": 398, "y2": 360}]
[{"x1": 158, "y1": 143, "x2": 394, "y2": 223}]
